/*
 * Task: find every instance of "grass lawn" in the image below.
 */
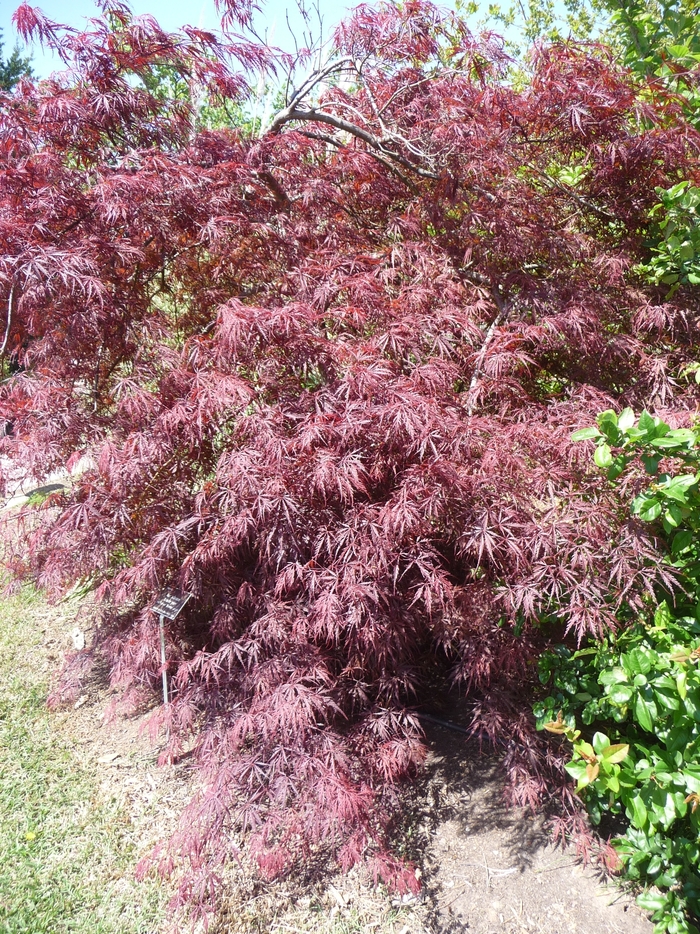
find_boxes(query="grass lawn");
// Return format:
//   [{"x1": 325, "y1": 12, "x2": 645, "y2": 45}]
[{"x1": 0, "y1": 586, "x2": 168, "y2": 934}]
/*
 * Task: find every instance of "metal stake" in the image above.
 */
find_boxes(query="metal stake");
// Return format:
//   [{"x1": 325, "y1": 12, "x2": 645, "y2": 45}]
[{"x1": 159, "y1": 612, "x2": 169, "y2": 705}]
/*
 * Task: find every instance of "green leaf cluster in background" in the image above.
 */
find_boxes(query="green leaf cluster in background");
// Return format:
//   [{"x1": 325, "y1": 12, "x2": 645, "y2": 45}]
[
  {"x1": 635, "y1": 183, "x2": 700, "y2": 295},
  {"x1": 607, "y1": 0, "x2": 700, "y2": 118}
]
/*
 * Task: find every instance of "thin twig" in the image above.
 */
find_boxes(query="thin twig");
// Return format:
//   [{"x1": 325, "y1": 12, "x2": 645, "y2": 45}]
[
  {"x1": 441, "y1": 884, "x2": 468, "y2": 907},
  {"x1": 525, "y1": 161, "x2": 616, "y2": 222}
]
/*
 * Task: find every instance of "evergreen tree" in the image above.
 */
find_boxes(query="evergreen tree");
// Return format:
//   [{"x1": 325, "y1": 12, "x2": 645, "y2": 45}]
[{"x1": 0, "y1": 27, "x2": 32, "y2": 91}]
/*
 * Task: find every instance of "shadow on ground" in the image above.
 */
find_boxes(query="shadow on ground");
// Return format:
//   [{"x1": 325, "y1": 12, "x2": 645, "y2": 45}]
[{"x1": 396, "y1": 719, "x2": 652, "y2": 934}]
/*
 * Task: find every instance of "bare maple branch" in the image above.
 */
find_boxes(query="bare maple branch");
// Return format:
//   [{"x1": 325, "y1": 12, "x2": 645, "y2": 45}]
[{"x1": 269, "y1": 106, "x2": 440, "y2": 179}]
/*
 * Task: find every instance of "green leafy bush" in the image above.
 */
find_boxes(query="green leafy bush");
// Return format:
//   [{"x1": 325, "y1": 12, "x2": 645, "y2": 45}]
[
  {"x1": 607, "y1": 0, "x2": 700, "y2": 127},
  {"x1": 636, "y1": 182, "x2": 700, "y2": 295},
  {"x1": 536, "y1": 408, "x2": 700, "y2": 934}
]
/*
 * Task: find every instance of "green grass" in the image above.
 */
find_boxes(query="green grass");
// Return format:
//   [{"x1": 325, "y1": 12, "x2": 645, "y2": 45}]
[{"x1": 0, "y1": 587, "x2": 168, "y2": 934}]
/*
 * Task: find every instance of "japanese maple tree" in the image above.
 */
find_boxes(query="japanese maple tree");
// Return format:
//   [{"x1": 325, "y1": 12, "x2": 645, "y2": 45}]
[{"x1": 1, "y1": 0, "x2": 699, "y2": 919}]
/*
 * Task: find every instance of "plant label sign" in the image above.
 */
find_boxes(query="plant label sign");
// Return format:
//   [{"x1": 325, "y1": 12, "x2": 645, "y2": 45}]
[{"x1": 153, "y1": 589, "x2": 192, "y2": 620}]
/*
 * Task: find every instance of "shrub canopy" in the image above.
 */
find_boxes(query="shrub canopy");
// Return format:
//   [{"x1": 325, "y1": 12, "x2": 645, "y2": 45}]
[{"x1": 1, "y1": 0, "x2": 699, "y2": 918}]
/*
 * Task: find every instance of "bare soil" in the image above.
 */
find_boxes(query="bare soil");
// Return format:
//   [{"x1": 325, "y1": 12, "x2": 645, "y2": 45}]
[
  {"x1": 405, "y1": 723, "x2": 652, "y2": 934},
  {"x1": 40, "y1": 605, "x2": 654, "y2": 934}
]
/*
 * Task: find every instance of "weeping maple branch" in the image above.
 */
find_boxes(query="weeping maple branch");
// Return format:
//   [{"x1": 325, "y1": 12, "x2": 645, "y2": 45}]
[
  {"x1": 296, "y1": 129, "x2": 420, "y2": 191},
  {"x1": 269, "y1": 105, "x2": 440, "y2": 179},
  {"x1": 255, "y1": 170, "x2": 292, "y2": 209}
]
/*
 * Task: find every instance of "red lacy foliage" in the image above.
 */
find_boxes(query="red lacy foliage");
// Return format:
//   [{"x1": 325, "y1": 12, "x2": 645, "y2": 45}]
[{"x1": 1, "y1": 0, "x2": 700, "y2": 919}]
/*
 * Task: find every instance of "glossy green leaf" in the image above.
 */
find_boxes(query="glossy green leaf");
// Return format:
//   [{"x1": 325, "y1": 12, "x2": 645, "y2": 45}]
[
  {"x1": 663, "y1": 505, "x2": 684, "y2": 527},
  {"x1": 597, "y1": 410, "x2": 619, "y2": 442},
  {"x1": 672, "y1": 531, "x2": 693, "y2": 554},
  {"x1": 609, "y1": 684, "x2": 634, "y2": 705},
  {"x1": 651, "y1": 435, "x2": 690, "y2": 449},
  {"x1": 634, "y1": 693, "x2": 654, "y2": 731},
  {"x1": 677, "y1": 671, "x2": 687, "y2": 700},
  {"x1": 641, "y1": 453, "x2": 662, "y2": 475},
  {"x1": 594, "y1": 443, "x2": 613, "y2": 468},
  {"x1": 618, "y1": 407, "x2": 635, "y2": 431},
  {"x1": 607, "y1": 454, "x2": 628, "y2": 481},
  {"x1": 637, "y1": 410, "x2": 657, "y2": 435},
  {"x1": 654, "y1": 602, "x2": 672, "y2": 629},
  {"x1": 660, "y1": 474, "x2": 698, "y2": 502},
  {"x1": 571, "y1": 426, "x2": 600, "y2": 441},
  {"x1": 636, "y1": 892, "x2": 668, "y2": 912},
  {"x1": 600, "y1": 667, "x2": 629, "y2": 685},
  {"x1": 629, "y1": 648, "x2": 653, "y2": 675},
  {"x1": 602, "y1": 743, "x2": 630, "y2": 763},
  {"x1": 627, "y1": 795, "x2": 648, "y2": 829},
  {"x1": 638, "y1": 499, "x2": 663, "y2": 522}
]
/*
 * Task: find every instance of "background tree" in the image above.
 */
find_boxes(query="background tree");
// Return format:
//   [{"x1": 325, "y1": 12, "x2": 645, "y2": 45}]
[
  {"x1": 465, "y1": 0, "x2": 608, "y2": 56},
  {"x1": 1, "y1": 0, "x2": 699, "y2": 922},
  {"x1": 0, "y1": 26, "x2": 32, "y2": 90}
]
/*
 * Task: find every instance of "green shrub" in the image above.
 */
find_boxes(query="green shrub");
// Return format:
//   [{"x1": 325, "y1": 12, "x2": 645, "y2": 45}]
[
  {"x1": 635, "y1": 182, "x2": 700, "y2": 295},
  {"x1": 535, "y1": 408, "x2": 700, "y2": 934}
]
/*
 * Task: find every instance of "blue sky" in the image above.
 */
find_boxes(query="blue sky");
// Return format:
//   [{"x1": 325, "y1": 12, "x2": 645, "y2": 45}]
[
  {"x1": 0, "y1": 0, "x2": 354, "y2": 75},
  {"x1": 0, "y1": 0, "x2": 592, "y2": 78}
]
